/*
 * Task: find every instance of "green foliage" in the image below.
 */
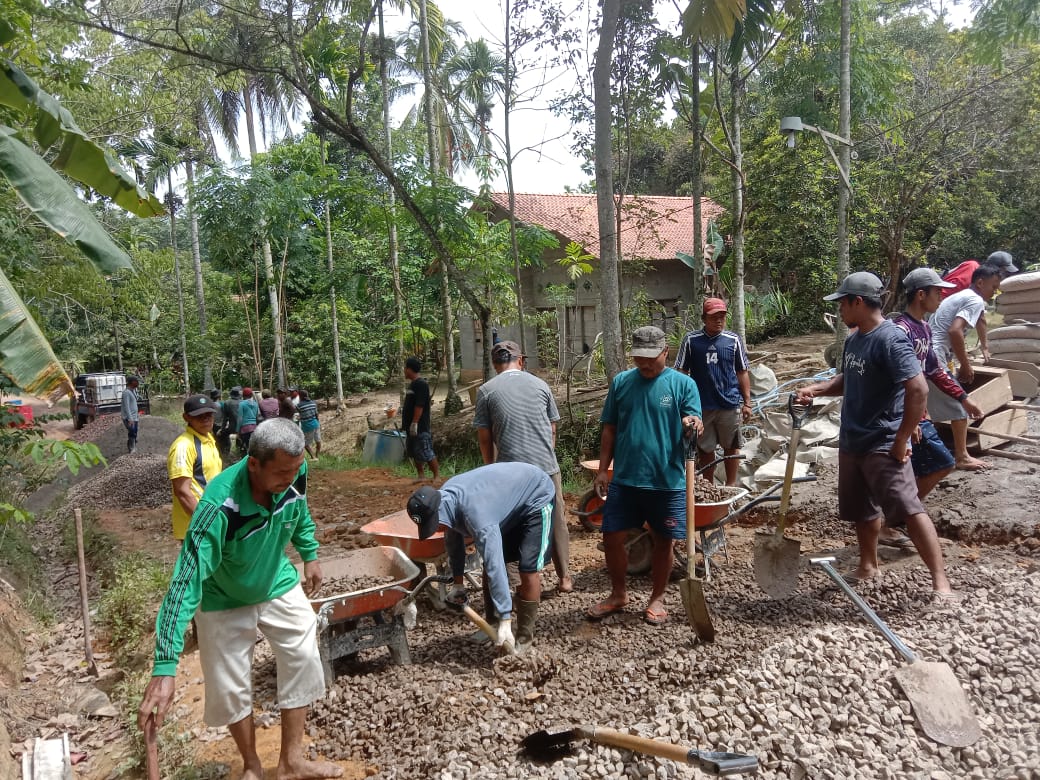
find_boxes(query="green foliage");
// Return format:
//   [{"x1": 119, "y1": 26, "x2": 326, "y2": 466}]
[{"x1": 96, "y1": 552, "x2": 171, "y2": 669}]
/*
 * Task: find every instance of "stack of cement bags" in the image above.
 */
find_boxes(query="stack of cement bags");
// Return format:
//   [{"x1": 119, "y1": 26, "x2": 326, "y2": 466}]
[
  {"x1": 989, "y1": 322, "x2": 1040, "y2": 365},
  {"x1": 996, "y1": 270, "x2": 1040, "y2": 324}
]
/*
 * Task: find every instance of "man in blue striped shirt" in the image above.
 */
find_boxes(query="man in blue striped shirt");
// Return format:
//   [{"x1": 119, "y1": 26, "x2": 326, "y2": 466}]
[{"x1": 674, "y1": 298, "x2": 752, "y2": 486}]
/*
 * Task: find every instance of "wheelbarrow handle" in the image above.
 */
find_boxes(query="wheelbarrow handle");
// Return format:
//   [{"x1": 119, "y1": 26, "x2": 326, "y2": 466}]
[
  {"x1": 695, "y1": 453, "x2": 746, "y2": 476},
  {"x1": 398, "y1": 573, "x2": 454, "y2": 607},
  {"x1": 723, "y1": 475, "x2": 817, "y2": 520}
]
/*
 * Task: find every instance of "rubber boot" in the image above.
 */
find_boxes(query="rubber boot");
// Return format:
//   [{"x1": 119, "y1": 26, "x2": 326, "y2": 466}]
[
  {"x1": 514, "y1": 599, "x2": 538, "y2": 656},
  {"x1": 468, "y1": 607, "x2": 498, "y2": 645}
]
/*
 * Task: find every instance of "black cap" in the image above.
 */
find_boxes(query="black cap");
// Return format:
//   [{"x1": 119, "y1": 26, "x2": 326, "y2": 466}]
[
  {"x1": 407, "y1": 486, "x2": 442, "y2": 539},
  {"x1": 209, "y1": 388, "x2": 221, "y2": 400},
  {"x1": 491, "y1": 340, "x2": 524, "y2": 364},
  {"x1": 184, "y1": 394, "x2": 217, "y2": 417}
]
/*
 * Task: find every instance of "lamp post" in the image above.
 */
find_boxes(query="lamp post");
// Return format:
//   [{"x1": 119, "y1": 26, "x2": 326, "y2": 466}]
[{"x1": 780, "y1": 116, "x2": 854, "y2": 349}]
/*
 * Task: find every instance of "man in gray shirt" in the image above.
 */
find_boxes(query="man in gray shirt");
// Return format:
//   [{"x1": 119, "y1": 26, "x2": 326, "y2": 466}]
[
  {"x1": 120, "y1": 375, "x2": 141, "y2": 454},
  {"x1": 407, "y1": 462, "x2": 555, "y2": 655},
  {"x1": 473, "y1": 341, "x2": 572, "y2": 599}
]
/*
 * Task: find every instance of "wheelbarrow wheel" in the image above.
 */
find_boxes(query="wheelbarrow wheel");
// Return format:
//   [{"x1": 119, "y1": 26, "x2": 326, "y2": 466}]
[{"x1": 577, "y1": 488, "x2": 605, "y2": 532}]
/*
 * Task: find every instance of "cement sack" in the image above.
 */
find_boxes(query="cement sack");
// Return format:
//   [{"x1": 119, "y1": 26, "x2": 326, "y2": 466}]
[{"x1": 999, "y1": 270, "x2": 1040, "y2": 293}]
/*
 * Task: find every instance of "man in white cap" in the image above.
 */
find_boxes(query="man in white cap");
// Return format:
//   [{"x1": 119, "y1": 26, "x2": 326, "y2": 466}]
[
  {"x1": 929, "y1": 264, "x2": 1003, "y2": 470},
  {"x1": 586, "y1": 325, "x2": 703, "y2": 626},
  {"x1": 794, "y1": 272, "x2": 956, "y2": 603}
]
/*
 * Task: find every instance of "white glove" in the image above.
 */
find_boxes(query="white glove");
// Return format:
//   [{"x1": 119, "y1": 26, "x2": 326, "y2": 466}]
[
  {"x1": 447, "y1": 584, "x2": 467, "y2": 605},
  {"x1": 495, "y1": 618, "x2": 514, "y2": 648},
  {"x1": 409, "y1": 422, "x2": 418, "y2": 436}
]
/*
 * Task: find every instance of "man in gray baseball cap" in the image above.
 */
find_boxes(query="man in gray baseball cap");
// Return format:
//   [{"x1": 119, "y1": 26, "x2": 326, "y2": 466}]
[{"x1": 795, "y1": 272, "x2": 958, "y2": 602}]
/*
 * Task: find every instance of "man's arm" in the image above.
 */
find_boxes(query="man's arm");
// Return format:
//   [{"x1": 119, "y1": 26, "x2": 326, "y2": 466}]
[
  {"x1": 445, "y1": 528, "x2": 467, "y2": 583},
  {"x1": 947, "y1": 316, "x2": 974, "y2": 383},
  {"x1": 673, "y1": 334, "x2": 692, "y2": 375},
  {"x1": 892, "y1": 373, "x2": 928, "y2": 462},
  {"x1": 736, "y1": 369, "x2": 753, "y2": 421},
  {"x1": 474, "y1": 527, "x2": 512, "y2": 620},
  {"x1": 594, "y1": 423, "x2": 616, "y2": 498},
  {"x1": 476, "y1": 428, "x2": 495, "y2": 464},
  {"x1": 550, "y1": 421, "x2": 557, "y2": 448},
  {"x1": 977, "y1": 313, "x2": 990, "y2": 363},
  {"x1": 794, "y1": 373, "x2": 845, "y2": 405},
  {"x1": 171, "y1": 477, "x2": 198, "y2": 517}
]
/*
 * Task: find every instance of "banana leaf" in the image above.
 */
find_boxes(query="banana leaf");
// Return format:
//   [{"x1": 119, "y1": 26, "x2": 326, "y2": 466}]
[
  {"x1": 0, "y1": 126, "x2": 133, "y2": 274},
  {"x1": 0, "y1": 59, "x2": 164, "y2": 218},
  {"x1": 682, "y1": 0, "x2": 748, "y2": 41},
  {"x1": 0, "y1": 266, "x2": 74, "y2": 403}
]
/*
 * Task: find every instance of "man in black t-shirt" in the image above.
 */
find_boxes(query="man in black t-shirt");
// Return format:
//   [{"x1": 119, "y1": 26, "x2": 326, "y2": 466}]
[{"x1": 403, "y1": 357, "x2": 440, "y2": 481}]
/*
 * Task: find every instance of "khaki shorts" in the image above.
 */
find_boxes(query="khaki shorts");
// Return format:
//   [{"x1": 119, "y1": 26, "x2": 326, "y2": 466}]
[
  {"x1": 837, "y1": 451, "x2": 925, "y2": 526},
  {"x1": 195, "y1": 583, "x2": 324, "y2": 726},
  {"x1": 698, "y1": 407, "x2": 742, "y2": 453}
]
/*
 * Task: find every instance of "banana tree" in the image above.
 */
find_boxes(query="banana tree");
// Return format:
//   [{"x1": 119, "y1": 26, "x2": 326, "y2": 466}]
[{"x1": 0, "y1": 49, "x2": 163, "y2": 400}]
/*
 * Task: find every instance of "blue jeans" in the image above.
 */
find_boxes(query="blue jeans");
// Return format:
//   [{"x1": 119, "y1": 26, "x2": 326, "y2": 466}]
[{"x1": 124, "y1": 420, "x2": 138, "y2": 452}]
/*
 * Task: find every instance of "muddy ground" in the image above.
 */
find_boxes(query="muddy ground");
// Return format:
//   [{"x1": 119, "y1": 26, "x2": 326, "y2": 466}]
[{"x1": 2, "y1": 332, "x2": 1038, "y2": 779}]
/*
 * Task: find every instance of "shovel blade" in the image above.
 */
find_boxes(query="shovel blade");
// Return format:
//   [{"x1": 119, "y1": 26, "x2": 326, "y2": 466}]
[
  {"x1": 894, "y1": 661, "x2": 981, "y2": 747},
  {"x1": 679, "y1": 578, "x2": 716, "y2": 641},
  {"x1": 521, "y1": 728, "x2": 576, "y2": 761},
  {"x1": 753, "y1": 532, "x2": 801, "y2": 599}
]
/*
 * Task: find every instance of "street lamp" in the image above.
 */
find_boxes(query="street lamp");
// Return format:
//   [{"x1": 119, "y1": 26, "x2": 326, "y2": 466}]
[{"x1": 779, "y1": 116, "x2": 854, "y2": 195}]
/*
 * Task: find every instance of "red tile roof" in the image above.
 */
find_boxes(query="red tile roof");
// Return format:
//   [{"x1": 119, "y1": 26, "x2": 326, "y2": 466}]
[{"x1": 487, "y1": 192, "x2": 725, "y2": 260}]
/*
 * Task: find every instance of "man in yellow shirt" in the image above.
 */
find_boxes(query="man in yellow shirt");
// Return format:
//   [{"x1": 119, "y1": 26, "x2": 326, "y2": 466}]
[{"x1": 167, "y1": 394, "x2": 223, "y2": 540}]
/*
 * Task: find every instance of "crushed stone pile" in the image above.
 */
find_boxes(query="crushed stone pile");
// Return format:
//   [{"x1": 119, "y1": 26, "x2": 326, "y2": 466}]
[
  {"x1": 65, "y1": 454, "x2": 171, "y2": 510},
  {"x1": 231, "y1": 551, "x2": 1040, "y2": 779}
]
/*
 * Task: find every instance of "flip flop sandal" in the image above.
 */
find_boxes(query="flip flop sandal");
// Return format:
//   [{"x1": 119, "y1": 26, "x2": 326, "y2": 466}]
[
  {"x1": 643, "y1": 607, "x2": 668, "y2": 626},
  {"x1": 586, "y1": 600, "x2": 626, "y2": 621},
  {"x1": 879, "y1": 533, "x2": 915, "y2": 549}
]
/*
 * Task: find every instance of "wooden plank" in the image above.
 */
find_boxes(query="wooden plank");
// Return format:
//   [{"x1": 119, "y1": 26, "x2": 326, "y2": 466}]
[
  {"x1": 986, "y1": 357, "x2": 1040, "y2": 383},
  {"x1": 968, "y1": 408, "x2": 1029, "y2": 451},
  {"x1": 987, "y1": 449, "x2": 1040, "y2": 466},
  {"x1": 25, "y1": 735, "x2": 72, "y2": 780},
  {"x1": 961, "y1": 367, "x2": 1014, "y2": 417}
]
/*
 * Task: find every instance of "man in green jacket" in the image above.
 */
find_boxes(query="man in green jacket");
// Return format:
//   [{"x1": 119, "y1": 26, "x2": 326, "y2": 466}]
[{"x1": 138, "y1": 418, "x2": 341, "y2": 780}]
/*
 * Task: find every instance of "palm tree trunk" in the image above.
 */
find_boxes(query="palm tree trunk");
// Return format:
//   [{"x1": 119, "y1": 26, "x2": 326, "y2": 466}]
[
  {"x1": 378, "y1": 1, "x2": 406, "y2": 380},
  {"x1": 242, "y1": 83, "x2": 287, "y2": 388},
  {"x1": 835, "y1": 0, "x2": 852, "y2": 345},
  {"x1": 168, "y1": 173, "x2": 191, "y2": 394},
  {"x1": 690, "y1": 40, "x2": 703, "y2": 313},
  {"x1": 503, "y1": 0, "x2": 527, "y2": 360},
  {"x1": 322, "y1": 152, "x2": 345, "y2": 408},
  {"x1": 594, "y1": 0, "x2": 624, "y2": 379},
  {"x1": 185, "y1": 158, "x2": 214, "y2": 390},
  {"x1": 729, "y1": 68, "x2": 746, "y2": 343}
]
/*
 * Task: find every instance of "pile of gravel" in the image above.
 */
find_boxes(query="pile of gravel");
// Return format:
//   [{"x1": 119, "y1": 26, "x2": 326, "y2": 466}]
[
  {"x1": 234, "y1": 553, "x2": 1040, "y2": 778},
  {"x1": 65, "y1": 454, "x2": 171, "y2": 510}
]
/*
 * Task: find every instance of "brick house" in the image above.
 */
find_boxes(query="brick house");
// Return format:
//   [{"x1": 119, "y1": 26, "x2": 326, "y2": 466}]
[{"x1": 459, "y1": 192, "x2": 725, "y2": 373}]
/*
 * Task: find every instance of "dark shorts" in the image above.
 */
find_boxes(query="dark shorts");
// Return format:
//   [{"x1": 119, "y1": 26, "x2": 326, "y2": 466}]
[
  {"x1": 407, "y1": 431, "x2": 436, "y2": 463},
  {"x1": 502, "y1": 504, "x2": 554, "y2": 572},
  {"x1": 910, "y1": 420, "x2": 955, "y2": 477},
  {"x1": 600, "y1": 482, "x2": 687, "y2": 540},
  {"x1": 838, "y1": 451, "x2": 926, "y2": 527}
]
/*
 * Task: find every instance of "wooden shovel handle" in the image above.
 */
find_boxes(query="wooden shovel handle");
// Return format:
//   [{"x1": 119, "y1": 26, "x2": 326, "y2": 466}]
[
  {"x1": 685, "y1": 453, "x2": 696, "y2": 580},
  {"x1": 579, "y1": 726, "x2": 693, "y2": 764},
  {"x1": 144, "y1": 715, "x2": 160, "y2": 780},
  {"x1": 461, "y1": 604, "x2": 514, "y2": 655}
]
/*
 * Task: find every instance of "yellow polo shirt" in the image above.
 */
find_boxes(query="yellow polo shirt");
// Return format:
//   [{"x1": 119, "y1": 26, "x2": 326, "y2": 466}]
[{"x1": 167, "y1": 428, "x2": 222, "y2": 540}]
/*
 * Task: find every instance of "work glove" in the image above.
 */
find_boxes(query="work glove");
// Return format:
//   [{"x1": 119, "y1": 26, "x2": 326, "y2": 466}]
[
  {"x1": 495, "y1": 618, "x2": 515, "y2": 649},
  {"x1": 409, "y1": 422, "x2": 419, "y2": 436},
  {"x1": 447, "y1": 584, "x2": 467, "y2": 606}
]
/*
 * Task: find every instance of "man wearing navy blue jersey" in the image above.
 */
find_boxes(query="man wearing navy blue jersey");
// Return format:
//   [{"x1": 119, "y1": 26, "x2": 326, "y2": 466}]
[{"x1": 674, "y1": 298, "x2": 752, "y2": 485}]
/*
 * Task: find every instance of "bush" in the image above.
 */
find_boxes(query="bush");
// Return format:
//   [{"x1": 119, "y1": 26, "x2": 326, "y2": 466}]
[{"x1": 96, "y1": 553, "x2": 171, "y2": 668}]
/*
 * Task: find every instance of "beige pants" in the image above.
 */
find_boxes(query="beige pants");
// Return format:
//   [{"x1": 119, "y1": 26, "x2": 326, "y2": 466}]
[{"x1": 196, "y1": 583, "x2": 324, "y2": 726}]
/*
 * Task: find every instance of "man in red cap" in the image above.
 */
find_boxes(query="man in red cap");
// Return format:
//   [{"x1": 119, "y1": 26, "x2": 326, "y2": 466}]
[{"x1": 674, "y1": 298, "x2": 752, "y2": 485}]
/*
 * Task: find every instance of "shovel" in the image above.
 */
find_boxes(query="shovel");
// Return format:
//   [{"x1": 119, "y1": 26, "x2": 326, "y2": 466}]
[
  {"x1": 679, "y1": 431, "x2": 715, "y2": 641},
  {"x1": 521, "y1": 725, "x2": 758, "y2": 775},
  {"x1": 143, "y1": 713, "x2": 160, "y2": 780},
  {"x1": 753, "y1": 394, "x2": 809, "y2": 598},
  {"x1": 811, "y1": 557, "x2": 981, "y2": 747}
]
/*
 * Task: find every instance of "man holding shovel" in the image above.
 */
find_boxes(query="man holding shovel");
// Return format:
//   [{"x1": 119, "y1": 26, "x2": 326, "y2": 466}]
[
  {"x1": 139, "y1": 419, "x2": 342, "y2": 780},
  {"x1": 406, "y1": 461, "x2": 556, "y2": 654},
  {"x1": 794, "y1": 272, "x2": 957, "y2": 602},
  {"x1": 586, "y1": 326, "x2": 703, "y2": 626}
]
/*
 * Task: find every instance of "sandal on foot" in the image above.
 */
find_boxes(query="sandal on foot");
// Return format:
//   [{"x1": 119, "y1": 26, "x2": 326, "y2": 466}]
[
  {"x1": 879, "y1": 533, "x2": 915, "y2": 550},
  {"x1": 643, "y1": 606, "x2": 668, "y2": 626},
  {"x1": 586, "y1": 600, "x2": 626, "y2": 620}
]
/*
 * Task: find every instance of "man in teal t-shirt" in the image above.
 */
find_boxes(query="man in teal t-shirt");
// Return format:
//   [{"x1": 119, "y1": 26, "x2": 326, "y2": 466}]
[
  {"x1": 138, "y1": 418, "x2": 342, "y2": 780},
  {"x1": 587, "y1": 326, "x2": 703, "y2": 627}
]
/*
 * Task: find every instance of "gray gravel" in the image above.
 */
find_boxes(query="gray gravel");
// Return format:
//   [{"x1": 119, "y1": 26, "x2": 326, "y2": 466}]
[{"x1": 239, "y1": 547, "x2": 1040, "y2": 779}]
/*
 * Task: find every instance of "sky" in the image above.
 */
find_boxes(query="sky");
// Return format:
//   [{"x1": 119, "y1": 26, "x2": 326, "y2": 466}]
[{"x1": 242, "y1": 0, "x2": 977, "y2": 196}]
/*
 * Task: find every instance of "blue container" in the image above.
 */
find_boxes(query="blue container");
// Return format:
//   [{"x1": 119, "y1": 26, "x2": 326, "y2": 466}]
[{"x1": 362, "y1": 429, "x2": 407, "y2": 465}]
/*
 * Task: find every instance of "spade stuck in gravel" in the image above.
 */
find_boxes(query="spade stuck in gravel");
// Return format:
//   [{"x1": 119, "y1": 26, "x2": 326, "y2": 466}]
[
  {"x1": 680, "y1": 431, "x2": 715, "y2": 641},
  {"x1": 754, "y1": 394, "x2": 808, "y2": 598},
  {"x1": 812, "y1": 557, "x2": 981, "y2": 747}
]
